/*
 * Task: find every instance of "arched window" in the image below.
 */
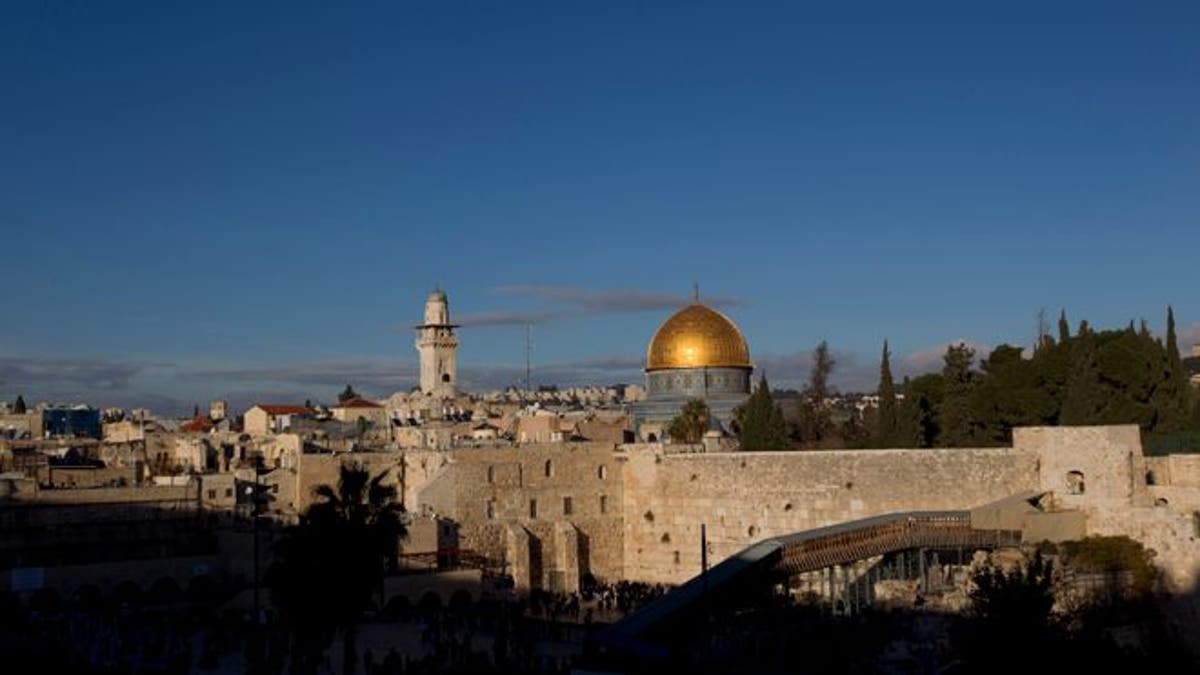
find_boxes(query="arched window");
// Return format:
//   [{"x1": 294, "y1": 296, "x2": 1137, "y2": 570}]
[
  {"x1": 544, "y1": 459, "x2": 553, "y2": 478},
  {"x1": 1145, "y1": 470, "x2": 1157, "y2": 486},
  {"x1": 487, "y1": 465, "x2": 495, "y2": 483},
  {"x1": 1066, "y1": 470, "x2": 1086, "y2": 495},
  {"x1": 598, "y1": 465, "x2": 607, "y2": 480},
  {"x1": 486, "y1": 500, "x2": 495, "y2": 519}
]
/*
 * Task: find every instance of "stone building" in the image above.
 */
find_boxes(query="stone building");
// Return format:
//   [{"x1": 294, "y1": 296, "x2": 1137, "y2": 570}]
[
  {"x1": 243, "y1": 404, "x2": 313, "y2": 435},
  {"x1": 415, "y1": 289, "x2": 459, "y2": 398},
  {"x1": 630, "y1": 297, "x2": 753, "y2": 441}
]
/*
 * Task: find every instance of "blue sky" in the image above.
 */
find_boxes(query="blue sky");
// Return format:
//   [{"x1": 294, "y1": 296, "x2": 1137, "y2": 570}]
[{"x1": 2, "y1": 1, "x2": 1197, "y2": 413}]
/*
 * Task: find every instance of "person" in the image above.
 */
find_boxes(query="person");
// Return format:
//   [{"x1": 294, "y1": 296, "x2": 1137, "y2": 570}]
[{"x1": 363, "y1": 647, "x2": 375, "y2": 675}]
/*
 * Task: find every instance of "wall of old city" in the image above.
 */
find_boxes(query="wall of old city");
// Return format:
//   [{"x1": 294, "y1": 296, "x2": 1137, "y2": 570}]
[
  {"x1": 619, "y1": 444, "x2": 1040, "y2": 584},
  {"x1": 415, "y1": 443, "x2": 624, "y2": 589}
]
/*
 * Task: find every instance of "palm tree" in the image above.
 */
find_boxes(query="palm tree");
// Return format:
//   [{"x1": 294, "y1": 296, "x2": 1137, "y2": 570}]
[
  {"x1": 668, "y1": 398, "x2": 711, "y2": 444},
  {"x1": 267, "y1": 463, "x2": 406, "y2": 675}
]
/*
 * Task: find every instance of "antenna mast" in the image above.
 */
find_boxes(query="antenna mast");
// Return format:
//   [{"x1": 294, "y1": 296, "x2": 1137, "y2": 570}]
[{"x1": 525, "y1": 322, "x2": 532, "y2": 396}]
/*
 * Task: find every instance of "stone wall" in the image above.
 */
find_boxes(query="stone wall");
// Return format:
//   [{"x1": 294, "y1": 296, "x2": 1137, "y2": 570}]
[
  {"x1": 414, "y1": 443, "x2": 624, "y2": 590},
  {"x1": 620, "y1": 445, "x2": 1039, "y2": 584},
  {"x1": 1012, "y1": 425, "x2": 1150, "y2": 510}
]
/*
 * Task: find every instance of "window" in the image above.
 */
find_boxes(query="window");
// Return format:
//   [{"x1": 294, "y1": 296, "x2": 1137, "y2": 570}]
[
  {"x1": 674, "y1": 551, "x2": 681, "y2": 565},
  {"x1": 600, "y1": 495, "x2": 608, "y2": 515},
  {"x1": 486, "y1": 500, "x2": 495, "y2": 520},
  {"x1": 563, "y1": 496, "x2": 573, "y2": 516},
  {"x1": 1145, "y1": 471, "x2": 1157, "y2": 486},
  {"x1": 598, "y1": 465, "x2": 607, "y2": 480},
  {"x1": 1066, "y1": 471, "x2": 1086, "y2": 495},
  {"x1": 487, "y1": 465, "x2": 495, "y2": 483},
  {"x1": 224, "y1": 488, "x2": 233, "y2": 498},
  {"x1": 529, "y1": 499, "x2": 538, "y2": 519},
  {"x1": 207, "y1": 489, "x2": 216, "y2": 499},
  {"x1": 544, "y1": 459, "x2": 553, "y2": 478}
]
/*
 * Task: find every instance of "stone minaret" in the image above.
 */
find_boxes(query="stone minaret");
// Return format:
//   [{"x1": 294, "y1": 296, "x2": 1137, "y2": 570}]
[{"x1": 415, "y1": 289, "x2": 459, "y2": 397}]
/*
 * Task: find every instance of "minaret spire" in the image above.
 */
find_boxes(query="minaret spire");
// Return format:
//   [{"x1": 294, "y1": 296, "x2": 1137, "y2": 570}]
[{"x1": 692, "y1": 282, "x2": 699, "y2": 303}]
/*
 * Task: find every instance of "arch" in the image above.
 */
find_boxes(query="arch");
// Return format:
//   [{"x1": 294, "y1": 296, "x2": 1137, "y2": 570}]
[
  {"x1": 113, "y1": 580, "x2": 143, "y2": 607},
  {"x1": 383, "y1": 595, "x2": 411, "y2": 620},
  {"x1": 487, "y1": 465, "x2": 495, "y2": 483},
  {"x1": 598, "y1": 465, "x2": 607, "y2": 480},
  {"x1": 1146, "y1": 470, "x2": 1158, "y2": 486},
  {"x1": 29, "y1": 588, "x2": 62, "y2": 616},
  {"x1": 149, "y1": 577, "x2": 183, "y2": 605},
  {"x1": 448, "y1": 588, "x2": 474, "y2": 614},
  {"x1": 1066, "y1": 470, "x2": 1086, "y2": 495},
  {"x1": 441, "y1": 373, "x2": 451, "y2": 383},
  {"x1": 417, "y1": 591, "x2": 443, "y2": 617},
  {"x1": 0, "y1": 591, "x2": 21, "y2": 624},
  {"x1": 647, "y1": 433, "x2": 658, "y2": 442},
  {"x1": 73, "y1": 584, "x2": 104, "y2": 612},
  {"x1": 1155, "y1": 498, "x2": 1169, "y2": 507},
  {"x1": 544, "y1": 459, "x2": 553, "y2": 478},
  {"x1": 187, "y1": 575, "x2": 216, "y2": 604}
]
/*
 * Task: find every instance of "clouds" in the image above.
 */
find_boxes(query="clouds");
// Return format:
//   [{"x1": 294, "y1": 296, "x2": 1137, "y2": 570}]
[
  {"x1": 1179, "y1": 322, "x2": 1200, "y2": 355},
  {"x1": 458, "y1": 354, "x2": 644, "y2": 391},
  {"x1": 752, "y1": 340, "x2": 993, "y2": 393},
  {"x1": 897, "y1": 340, "x2": 993, "y2": 376},
  {"x1": 0, "y1": 356, "x2": 143, "y2": 390},
  {"x1": 187, "y1": 359, "x2": 416, "y2": 392},
  {"x1": 455, "y1": 285, "x2": 746, "y2": 327}
]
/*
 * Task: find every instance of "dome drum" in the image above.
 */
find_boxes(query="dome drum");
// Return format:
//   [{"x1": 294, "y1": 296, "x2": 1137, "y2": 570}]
[{"x1": 646, "y1": 367, "x2": 751, "y2": 398}]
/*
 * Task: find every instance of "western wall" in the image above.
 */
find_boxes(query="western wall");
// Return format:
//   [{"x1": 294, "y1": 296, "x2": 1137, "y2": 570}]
[{"x1": 389, "y1": 425, "x2": 1200, "y2": 592}]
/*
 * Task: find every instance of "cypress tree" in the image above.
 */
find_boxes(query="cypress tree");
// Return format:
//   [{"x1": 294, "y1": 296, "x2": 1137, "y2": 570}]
[
  {"x1": 874, "y1": 340, "x2": 898, "y2": 447},
  {"x1": 938, "y1": 343, "x2": 977, "y2": 446},
  {"x1": 13, "y1": 395, "x2": 27, "y2": 414},
  {"x1": 1057, "y1": 310, "x2": 1070, "y2": 346},
  {"x1": 736, "y1": 376, "x2": 789, "y2": 451},
  {"x1": 1061, "y1": 326, "x2": 1104, "y2": 424},
  {"x1": 1153, "y1": 306, "x2": 1190, "y2": 432}
]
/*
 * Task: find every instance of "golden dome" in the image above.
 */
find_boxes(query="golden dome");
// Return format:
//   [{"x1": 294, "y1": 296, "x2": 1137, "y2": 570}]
[{"x1": 646, "y1": 303, "x2": 751, "y2": 371}]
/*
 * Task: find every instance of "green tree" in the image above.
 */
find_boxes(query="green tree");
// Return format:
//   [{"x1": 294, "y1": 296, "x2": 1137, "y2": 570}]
[
  {"x1": 1152, "y1": 306, "x2": 1190, "y2": 432},
  {"x1": 12, "y1": 395, "x2": 26, "y2": 414},
  {"x1": 1057, "y1": 309, "x2": 1071, "y2": 346},
  {"x1": 898, "y1": 374, "x2": 943, "y2": 448},
  {"x1": 794, "y1": 341, "x2": 836, "y2": 447},
  {"x1": 938, "y1": 342, "x2": 978, "y2": 446},
  {"x1": 971, "y1": 344, "x2": 1058, "y2": 443},
  {"x1": 735, "y1": 376, "x2": 790, "y2": 451},
  {"x1": 1061, "y1": 323, "x2": 1103, "y2": 424},
  {"x1": 268, "y1": 464, "x2": 407, "y2": 675},
  {"x1": 962, "y1": 551, "x2": 1058, "y2": 672},
  {"x1": 667, "y1": 398, "x2": 710, "y2": 444},
  {"x1": 873, "y1": 340, "x2": 898, "y2": 447},
  {"x1": 338, "y1": 385, "x2": 359, "y2": 403}
]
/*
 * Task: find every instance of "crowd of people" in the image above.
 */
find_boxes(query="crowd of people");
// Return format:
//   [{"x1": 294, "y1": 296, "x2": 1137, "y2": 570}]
[{"x1": 0, "y1": 574, "x2": 674, "y2": 674}]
